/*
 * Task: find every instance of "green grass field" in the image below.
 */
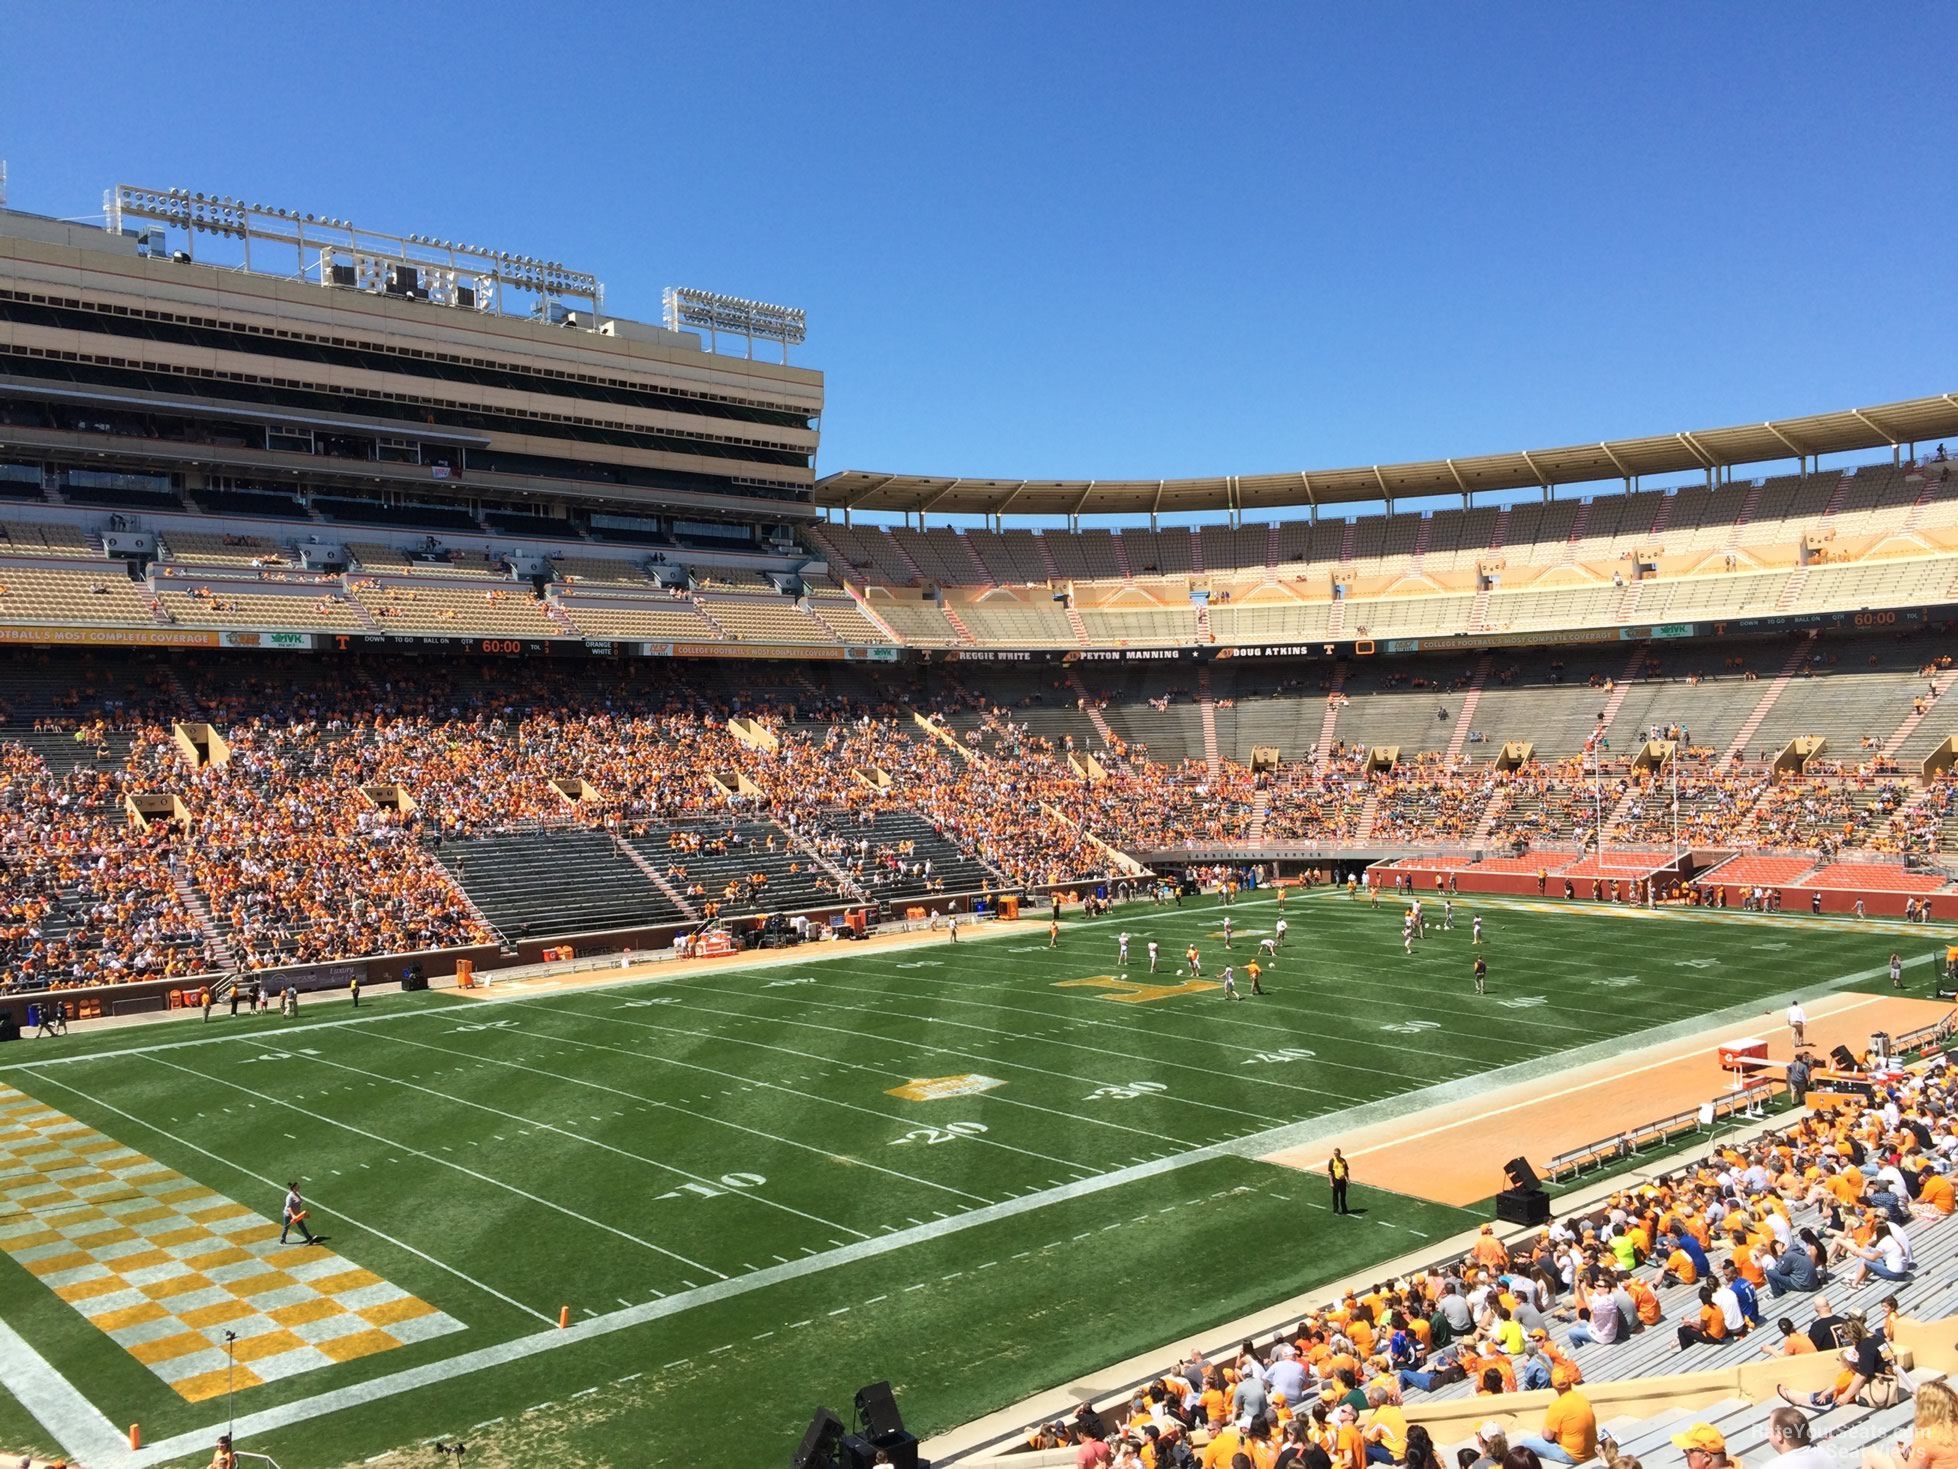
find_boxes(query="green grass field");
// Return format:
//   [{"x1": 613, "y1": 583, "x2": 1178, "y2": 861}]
[{"x1": 0, "y1": 890, "x2": 1943, "y2": 1468}]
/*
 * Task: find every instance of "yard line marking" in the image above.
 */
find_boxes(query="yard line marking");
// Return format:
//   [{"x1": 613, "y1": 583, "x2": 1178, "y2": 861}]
[
  {"x1": 572, "y1": 1387, "x2": 599, "y2": 1399},
  {"x1": 222, "y1": 1039, "x2": 870, "y2": 1250},
  {"x1": 709, "y1": 1343, "x2": 735, "y2": 1354},
  {"x1": 790, "y1": 1319, "x2": 813, "y2": 1328},
  {"x1": 663, "y1": 1359, "x2": 690, "y2": 1369},
  {"x1": 828, "y1": 1306, "x2": 851, "y2": 1316},
  {"x1": 809, "y1": 968, "x2": 1450, "y2": 1084},
  {"x1": 18, "y1": 1065, "x2": 554, "y2": 1326},
  {"x1": 617, "y1": 1372, "x2": 642, "y2": 1383},
  {"x1": 512, "y1": 1002, "x2": 1190, "y2": 1159},
  {"x1": 681, "y1": 983, "x2": 1339, "y2": 1120},
  {"x1": 132, "y1": 1051, "x2": 732, "y2": 1283},
  {"x1": 377, "y1": 1020, "x2": 996, "y2": 1204},
  {"x1": 752, "y1": 1331, "x2": 775, "y2": 1341},
  {"x1": 470, "y1": 1419, "x2": 505, "y2": 1430},
  {"x1": 864, "y1": 1294, "x2": 889, "y2": 1304}
]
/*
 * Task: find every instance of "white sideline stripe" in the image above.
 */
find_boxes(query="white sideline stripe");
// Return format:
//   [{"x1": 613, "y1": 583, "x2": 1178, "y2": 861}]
[
  {"x1": 1276, "y1": 990, "x2": 1896, "y2": 1172},
  {"x1": 118, "y1": 1144, "x2": 1246, "y2": 1468},
  {"x1": 0, "y1": 1313, "x2": 130, "y2": 1467}
]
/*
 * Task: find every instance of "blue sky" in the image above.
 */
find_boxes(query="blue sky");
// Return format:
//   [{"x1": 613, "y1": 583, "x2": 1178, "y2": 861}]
[{"x1": 4, "y1": 4, "x2": 1951, "y2": 501}]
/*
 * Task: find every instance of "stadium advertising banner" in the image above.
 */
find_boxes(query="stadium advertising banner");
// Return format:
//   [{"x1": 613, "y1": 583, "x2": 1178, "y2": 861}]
[
  {"x1": 660, "y1": 642, "x2": 850, "y2": 660},
  {"x1": 0, "y1": 624, "x2": 222, "y2": 648},
  {"x1": 218, "y1": 630, "x2": 314, "y2": 651},
  {"x1": 931, "y1": 648, "x2": 1197, "y2": 663}
]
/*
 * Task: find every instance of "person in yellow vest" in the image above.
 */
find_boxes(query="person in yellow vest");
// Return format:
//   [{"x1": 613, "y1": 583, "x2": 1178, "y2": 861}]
[
  {"x1": 1329, "y1": 1149, "x2": 1351, "y2": 1215},
  {"x1": 349, "y1": 974, "x2": 362, "y2": 1009}
]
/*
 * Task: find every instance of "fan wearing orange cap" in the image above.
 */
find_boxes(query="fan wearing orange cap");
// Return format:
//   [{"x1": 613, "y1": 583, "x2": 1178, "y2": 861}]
[
  {"x1": 1670, "y1": 1423, "x2": 1735, "y2": 1469},
  {"x1": 1512, "y1": 1366, "x2": 1596, "y2": 1465}
]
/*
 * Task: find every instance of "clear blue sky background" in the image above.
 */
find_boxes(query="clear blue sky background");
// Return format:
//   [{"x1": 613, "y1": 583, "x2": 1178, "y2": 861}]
[{"x1": 4, "y1": 4, "x2": 1951, "y2": 497}]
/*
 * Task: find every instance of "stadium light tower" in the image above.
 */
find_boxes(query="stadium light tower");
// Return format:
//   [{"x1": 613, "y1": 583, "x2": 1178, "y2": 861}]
[{"x1": 662, "y1": 286, "x2": 807, "y2": 363}]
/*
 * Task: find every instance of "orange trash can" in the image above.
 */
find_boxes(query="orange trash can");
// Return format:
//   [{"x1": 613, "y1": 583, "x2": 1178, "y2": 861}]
[
  {"x1": 1000, "y1": 895, "x2": 1020, "y2": 921},
  {"x1": 455, "y1": 959, "x2": 475, "y2": 989}
]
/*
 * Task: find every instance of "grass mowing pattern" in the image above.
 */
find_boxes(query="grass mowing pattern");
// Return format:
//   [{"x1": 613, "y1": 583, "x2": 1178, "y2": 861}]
[{"x1": 0, "y1": 891, "x2": 1932, "y2": 1467}]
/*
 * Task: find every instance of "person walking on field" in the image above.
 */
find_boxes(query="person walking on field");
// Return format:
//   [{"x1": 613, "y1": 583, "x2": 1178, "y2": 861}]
[
  {"x1": 1048, "y1": 918, "x2": 1059, "y2": 950},
  {"x1": 1329, "y1": 1148, "x2": 1351, "y2": 1215},
  {"x1": 1891, "y1": 953, "x2": 1903, "y2": 990},
  {"x1": 1786, "y1": 999, "x2": 1807, "y2": 1048},
  {"x1": 1473, "y1": 956, "x2": 1488, "y2": 996},
  {"x1": 280, "y1": 1181, "x2": 320, "y2": 1245},
  {"x1": 201, "y1": 986, "x2": 214, "y2": 1024}
]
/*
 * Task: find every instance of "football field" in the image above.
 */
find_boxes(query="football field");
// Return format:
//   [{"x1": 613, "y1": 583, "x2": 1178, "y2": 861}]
[{"x1": 0, "y1": 890, "x2": 1938, "y2": 1468}]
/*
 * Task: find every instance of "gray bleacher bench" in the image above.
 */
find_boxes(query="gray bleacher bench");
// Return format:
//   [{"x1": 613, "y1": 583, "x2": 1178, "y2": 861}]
[{"x1": 1547, "y1": 1082, "x2": 1779, "y2": 1182}]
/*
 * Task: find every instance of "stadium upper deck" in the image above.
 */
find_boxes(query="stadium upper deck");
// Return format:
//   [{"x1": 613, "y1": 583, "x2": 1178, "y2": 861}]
[
  {"x1": 0, "y1": 189, "x2": 1954, "y2": 660},
  {"x1": 0, "y1": 197, "x2": 823, "y2": 539}
]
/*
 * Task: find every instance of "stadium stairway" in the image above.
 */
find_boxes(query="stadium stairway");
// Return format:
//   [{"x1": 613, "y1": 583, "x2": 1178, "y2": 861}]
[
  {"x1": 1312, "y1": 670, "x2": 1348, "y2": 768},
  {"x1": 1443, "y1": 654, "x2": 1494, "y2": 764},
  {"x1": 1065, "y1": 669, "x2": 1120, "y2": 750},
  {"x1": 625, "y1": 819, "x2": 840, "y2": 919},
  {"x1": 1592, "y1": 642, "x2": 1651, "y2": 744},
  {"x1": 1722, "y1": 630, "x2": 1820, "y2": 762},
  {"x1": 610, "y1": 832, "x2": 702, "y2": 920},
  {"x1": 941, "y1": 603, "x2": 976, "y2": 643},
  {"x1": 1882, "y1": 664, "x2": 1958, "y2": 759},
  {"x1": 170, "y1": 868, "x2": 239, "y2": 977},
  {"x1": 1198, "y1": 667, "x2": 1222, "y2": 780}
]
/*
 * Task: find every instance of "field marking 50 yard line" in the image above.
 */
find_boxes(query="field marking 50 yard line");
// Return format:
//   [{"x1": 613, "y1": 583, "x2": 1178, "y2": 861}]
[
  {"x1": 585, "y1": 980, "x2": 1356, "y2": 1120},
  {"x1": 507, "y1": 1000, "x2": 1208, "y2": 1152},
  {"x1": 476, "y1": 1004, "x2": 1118, "y2": 1172}
]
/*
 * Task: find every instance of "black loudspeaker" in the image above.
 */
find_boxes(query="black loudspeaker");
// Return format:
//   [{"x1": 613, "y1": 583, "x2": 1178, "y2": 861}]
[
  {"x1": 843, "y1": 1432, "x2": 920, "y2": 1469},
  {"x1": 1495, "y1": 1188, "x2": 1551, "y2": 1226},
  {"x1": 791, "y1": 1407, "x2": 845, "y2": 1469},
  {"x1": 1502, "y1": 1156, "x2": 1541, "y2": 1191},
  {"x1": 1831, "y1": 1044, "x2": 1858, "y2": 1071},
  {"x1": 855, "y1": 1381, "x2": 903, "y2": 1441}
]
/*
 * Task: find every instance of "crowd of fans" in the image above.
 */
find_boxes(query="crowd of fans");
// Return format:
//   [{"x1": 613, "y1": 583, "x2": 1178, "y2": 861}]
[
  {"x1": 1045, "y1": 1051, "x2": 1958, "y2": 1468},
  {"x1": 6, "y1": 645, "x2": 1958, "y2": 992}
]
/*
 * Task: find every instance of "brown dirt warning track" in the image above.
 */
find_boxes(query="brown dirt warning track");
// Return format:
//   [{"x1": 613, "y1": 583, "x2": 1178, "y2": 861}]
[{"x1": 1264, "y1": 992, "x2": 1954, "y2": 1206}]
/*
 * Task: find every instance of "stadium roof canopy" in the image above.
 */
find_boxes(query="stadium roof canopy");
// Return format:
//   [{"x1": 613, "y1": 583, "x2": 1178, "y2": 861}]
[{"x1": 816, "y1": 393, "x2": 1958, "y2": 518}]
